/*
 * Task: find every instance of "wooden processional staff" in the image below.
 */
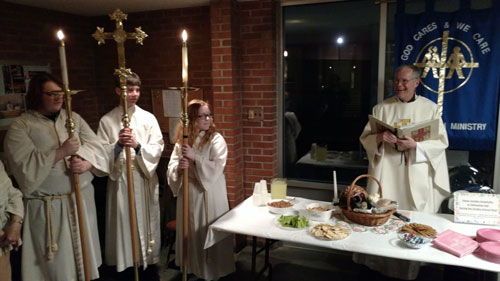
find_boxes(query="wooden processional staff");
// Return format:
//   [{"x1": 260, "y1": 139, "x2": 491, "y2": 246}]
[
  {"x1": 56, "y1": 30, "x2": 90, "y2": 281},
  {"x1": 169, "y1": 30, "x2": 198, "y2": 281},
  {"x1": 92, "y1": 9, "x2": 148, "y2": 281}
]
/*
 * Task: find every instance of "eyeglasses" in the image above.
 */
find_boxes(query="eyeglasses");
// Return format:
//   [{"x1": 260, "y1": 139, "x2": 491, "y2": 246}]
[
  {"x1": 394, "y1": 78, "x2": 417, "y2": 85},
  {"x1": 44, "y1": 92, "x2": 63, "y2": 99},
  {"x1": 197, "y1": 114, "x2": 212, "y2": 119}
]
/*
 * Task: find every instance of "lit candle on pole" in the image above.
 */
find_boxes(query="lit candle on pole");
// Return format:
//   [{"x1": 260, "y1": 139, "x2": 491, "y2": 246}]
[
  {"x1": 57, "y1": 30, "x2": 69, "y2": 89},
  {"x1": 181, "y1": 30, "x2": 188, "y2": 87},
  {"x1": 333, "y1": 170, "x2": 338, "y2": 203}
]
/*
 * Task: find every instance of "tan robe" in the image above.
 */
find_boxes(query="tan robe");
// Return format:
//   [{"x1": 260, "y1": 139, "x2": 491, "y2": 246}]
[
  {"x1": 97, "y1": 105, "x2": 164, "y2": 272},
  {"x1": 0, "y1": 160, "x2": 23, "y2": 281},
  {"x1": 357, "y1": 96, "x2": 450, "y2": 280},
  {"x1": 167, "y1": 132, "x2": 235, "y2": 280},
  {"x1": 3, "y1": 110, "x2": 108, "y2": 281},
  {"x1": 0, "y1": 160, "x2": 23, "y2": 238}
]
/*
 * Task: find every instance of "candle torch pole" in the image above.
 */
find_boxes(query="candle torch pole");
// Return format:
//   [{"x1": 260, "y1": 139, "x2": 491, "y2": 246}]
[
  {"x1": 57, "y1": 30, "x2": 89, "y2": 281},
  {"x1": 181, "y1": 29, "x2": 189, "y2": 281}
]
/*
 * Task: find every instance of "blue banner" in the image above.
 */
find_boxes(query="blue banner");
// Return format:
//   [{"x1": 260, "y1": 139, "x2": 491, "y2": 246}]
[{"x1": 394, "y1": 0, "x2": 500, "y2": 150}]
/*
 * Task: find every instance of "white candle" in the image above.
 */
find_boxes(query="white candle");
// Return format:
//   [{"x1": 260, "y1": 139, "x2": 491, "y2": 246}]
[
  {"x1": 181, "y1": 30, "x2": 188, "y2": 86},
  {"x1": 333, "y1": 170, "x2": 338, "y2": 202},
  {"x1": 57, "y1": 30, "x2": 69, "y2": 88}
]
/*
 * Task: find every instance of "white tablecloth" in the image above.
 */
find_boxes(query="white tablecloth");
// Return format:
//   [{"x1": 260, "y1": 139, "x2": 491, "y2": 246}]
[{"x1": 205, "y1": 196, "x2": 500, "y2": 272}]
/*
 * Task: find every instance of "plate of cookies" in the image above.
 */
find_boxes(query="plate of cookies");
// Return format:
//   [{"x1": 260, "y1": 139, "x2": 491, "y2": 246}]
[
  {"x1": 400, "y1": 223, "x2": 437, "y2": 238},
  {"x1": 309, "y1": 223, "x2": 350, "y2": 240}
]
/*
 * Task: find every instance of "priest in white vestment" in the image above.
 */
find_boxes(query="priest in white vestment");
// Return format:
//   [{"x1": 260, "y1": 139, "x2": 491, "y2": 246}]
[
  {"x1": 3, "y1": 73, "x2": 109, "y2": 281},
  {"x1": 356, "y1": 65, "x2": 450, "y2": 279},
  {"x1": 168, "y1": 99, "x2": 235, "y2": 281},
  {"x1": 96, "y1": 73, "x2": 164, "y2": 276}
]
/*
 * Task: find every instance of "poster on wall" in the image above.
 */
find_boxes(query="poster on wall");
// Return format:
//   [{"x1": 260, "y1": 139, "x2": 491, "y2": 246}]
[
  {"x1": 394, "y1": 0, "x2": 500, "y2": 150},
  {"x1": 2, "y1": 65, "x2": 26, "y2": 94},
  {"x1": 0, "y1": 64, "x2": 50, "y2": 96}
]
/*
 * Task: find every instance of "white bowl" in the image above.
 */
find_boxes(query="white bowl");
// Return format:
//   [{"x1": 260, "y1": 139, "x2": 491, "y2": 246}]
[
  {"x1": 398, "y1": 232, "x2": 432, "y2": 249},
  {"x1": 305, "y1": 202, "x2": 334, "y2": 222},
  {"x1": 267, "y1": 199, "x2": 295, "y2": 215}
]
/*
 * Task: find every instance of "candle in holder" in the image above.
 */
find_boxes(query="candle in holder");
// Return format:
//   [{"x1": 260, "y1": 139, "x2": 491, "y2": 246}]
[
  {"x1": 333, "y1": 170, "x2": 338, "y2": 203},
  {"x1": 181, "y1": 30, "x2": 188, "y2": 86},
  {"x1": 57, "y1": 30, "x2": 69, "y2": 88}
]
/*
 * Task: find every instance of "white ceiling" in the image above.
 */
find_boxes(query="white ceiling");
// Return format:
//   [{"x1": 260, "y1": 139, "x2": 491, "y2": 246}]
[{"x1": 5, "y1": 0, "x2": 211, "y2": 16}]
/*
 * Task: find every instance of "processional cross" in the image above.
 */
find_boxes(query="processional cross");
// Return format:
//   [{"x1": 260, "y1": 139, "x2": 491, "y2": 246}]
[{"x1": 92, "y1": 9, "x2": 148, "y2": 281}]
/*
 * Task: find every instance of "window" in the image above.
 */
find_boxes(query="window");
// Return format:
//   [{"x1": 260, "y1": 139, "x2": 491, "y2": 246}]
[
  {"x1": 281, "y1": 0, "x2": 497, "y2": 193},
  {"x1": 283, "y1": 0, "x2": 380, "y2": 186}
]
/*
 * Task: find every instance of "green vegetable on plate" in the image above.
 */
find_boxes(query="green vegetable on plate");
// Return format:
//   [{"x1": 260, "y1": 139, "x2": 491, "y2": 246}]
[{"x1": 278, "y1": 215, "x2": 310, "y2": 228}]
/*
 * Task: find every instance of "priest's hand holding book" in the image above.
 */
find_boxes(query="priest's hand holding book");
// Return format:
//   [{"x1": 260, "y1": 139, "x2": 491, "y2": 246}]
[
  {"x1": 396, "y1": 135, "x2": 417, "y2": 150},
  {"x1": 376, "y1": 130, "x2": 417, "y2": 151}
]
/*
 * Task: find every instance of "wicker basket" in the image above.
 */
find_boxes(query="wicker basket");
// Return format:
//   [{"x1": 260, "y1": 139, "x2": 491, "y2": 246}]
[{"x1": 341, "y1": 174, "x2": 395, "y2": 226}]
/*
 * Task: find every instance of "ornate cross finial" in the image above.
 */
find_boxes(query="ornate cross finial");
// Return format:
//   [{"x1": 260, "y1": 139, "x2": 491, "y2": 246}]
[
  {"x1": 92, "y1": 8, "x2": 148, "y2": 129},
  {"x1": 92, "y1": 9, "x2": 147, "y2": 46}
]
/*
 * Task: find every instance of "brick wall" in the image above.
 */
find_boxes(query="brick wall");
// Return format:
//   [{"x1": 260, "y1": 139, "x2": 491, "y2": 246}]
[
  {"x1": 240, "y1": 0, "x2": 278, "y2": 200},
  {"x1": 210, "y1": 0, "x2": 245, "y2": 206},
  {"x1": 0, "y1": 2, "x2": 100, "y2": 128}
]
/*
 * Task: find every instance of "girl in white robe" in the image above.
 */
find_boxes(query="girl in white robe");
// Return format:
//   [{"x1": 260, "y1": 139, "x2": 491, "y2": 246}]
[{"x1": 167, "y1": 99, "x2": 235, "y2": 280}]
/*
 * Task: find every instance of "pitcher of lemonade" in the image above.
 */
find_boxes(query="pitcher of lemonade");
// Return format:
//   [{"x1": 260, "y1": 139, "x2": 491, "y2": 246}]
[{"x1": 271, "y1": 178, "x2": 287, "y2": 199}]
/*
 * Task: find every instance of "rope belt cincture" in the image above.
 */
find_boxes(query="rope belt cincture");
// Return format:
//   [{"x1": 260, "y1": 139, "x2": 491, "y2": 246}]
[{"x1": 27, "y1": 194, "x2": 70, "y2": 260}]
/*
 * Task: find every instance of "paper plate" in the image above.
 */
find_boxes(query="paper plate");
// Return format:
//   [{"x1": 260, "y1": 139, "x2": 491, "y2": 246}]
[
  {"x1": 478, "y1": 241, "x2": 500, "y2": 264},
  {"x1": 477, "y1": 228, "x2": 500, "y2": 243}
]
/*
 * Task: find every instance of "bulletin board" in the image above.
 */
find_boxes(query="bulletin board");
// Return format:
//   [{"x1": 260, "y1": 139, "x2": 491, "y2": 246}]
[
  {"x1": 0, "y1": 61, "x2": 51, "y2": 129},
  {"x1": 151, "y1": 88, "x2": 203, "y2": 143}
]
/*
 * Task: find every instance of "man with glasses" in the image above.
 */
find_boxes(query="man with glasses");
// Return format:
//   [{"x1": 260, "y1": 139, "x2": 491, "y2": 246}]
[
  {"x1": 4, "y1": 72, "x2": 108, "y2": 281},
  {"x1": 356, "y1": 64, "x2": 450, "y2": 279}
]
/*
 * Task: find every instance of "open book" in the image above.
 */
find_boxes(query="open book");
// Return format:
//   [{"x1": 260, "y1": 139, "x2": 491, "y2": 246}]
[{"x1": 368, "y1": 115, "x2": 439, "y2": 142}]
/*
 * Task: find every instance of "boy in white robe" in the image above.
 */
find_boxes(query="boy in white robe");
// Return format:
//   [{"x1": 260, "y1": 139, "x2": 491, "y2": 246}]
[
  {"x1": 167, "y1": 99, "x2": 235, "y2": 281},
  {"x1": 4, "y1": 73, "x2": 109, "y2": 281},
  {"x1": 97, "y1": 72, "x2": 164, "y2": 279},
  {"x1": 356, "y1": 65, "x2": 450, "y2": 279}
]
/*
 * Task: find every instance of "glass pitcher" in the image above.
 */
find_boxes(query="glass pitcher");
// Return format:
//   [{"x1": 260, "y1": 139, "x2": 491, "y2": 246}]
[{"x1": 270, "y1": 178, "x2": 287, "y2": 199}]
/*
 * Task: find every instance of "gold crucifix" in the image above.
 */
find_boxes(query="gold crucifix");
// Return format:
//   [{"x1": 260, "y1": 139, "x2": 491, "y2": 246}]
[
  {"x1": 92, "y1": 8, "x2": 148, "y2": 127},
  {"x1": 92, "y1": 9, "x2": 147, "y2": 281}
]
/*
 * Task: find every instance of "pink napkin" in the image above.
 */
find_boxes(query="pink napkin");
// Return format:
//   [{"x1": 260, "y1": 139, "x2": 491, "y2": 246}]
[{"x1": 433, "y1": 230, "x2": 479, "y2": 258}]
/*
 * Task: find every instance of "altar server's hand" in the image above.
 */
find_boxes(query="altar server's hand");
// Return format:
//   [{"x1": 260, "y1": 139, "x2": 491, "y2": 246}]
[
  {"x1": 1, "y1": 215, "x2": 22, "y2": 250},
  {"x1": 376, "y1": 131, "x2": 398, "y2": 145},
  {"x1": 396, "y1": 135, "x2": 417, "y2": 150},
  {"x1": 69, "y1": 156, "x2": 92, "y2": 174},
  {"x1": 178, "y1": 157, "x2": 191, "y2": 170},
  {"x1": 181, "y1": 144, "x2": 195, "y2": 161},
  {"x1": 60, "y1": 136, "x2": 79, "y2": 156},
  {"x1": 118, "y1": 128, "x2": 139, "y2": 148}
]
